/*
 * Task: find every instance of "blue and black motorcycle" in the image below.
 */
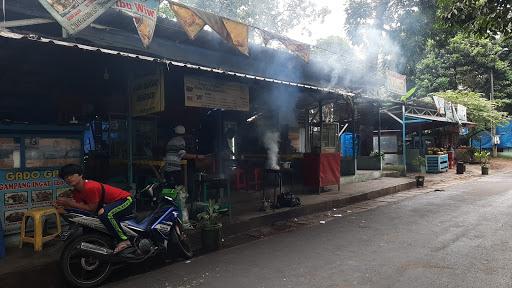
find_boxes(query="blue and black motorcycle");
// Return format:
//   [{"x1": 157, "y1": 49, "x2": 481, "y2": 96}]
[{"x1": 59, "y1": 182, "x2": 192, "y2": 287}]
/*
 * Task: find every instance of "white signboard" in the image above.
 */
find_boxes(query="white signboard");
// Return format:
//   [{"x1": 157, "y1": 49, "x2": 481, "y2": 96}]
[
  {"x1": 184, "y1": 76, "x2": 250, "y2": 111},
  {"x1": 385, "y1": 70, "x2": 406, "y2": 95}
]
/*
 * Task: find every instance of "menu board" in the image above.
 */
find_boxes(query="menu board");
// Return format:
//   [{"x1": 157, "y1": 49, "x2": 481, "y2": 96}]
[
  {"x1": 0, "y1": 169, "x2": 70, "y2": 234},
  {"x1": 184, "y1": 76, "x2": 250, "y2": 111}
]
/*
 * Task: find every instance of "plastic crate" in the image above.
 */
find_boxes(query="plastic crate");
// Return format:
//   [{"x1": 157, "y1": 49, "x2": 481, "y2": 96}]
[{"x1": 426, "y1": 154, "x2": 449, "y2": 173}]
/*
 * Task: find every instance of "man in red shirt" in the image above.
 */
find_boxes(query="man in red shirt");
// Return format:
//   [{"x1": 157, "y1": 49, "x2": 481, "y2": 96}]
[{"x1": 56, "y1": 164, "x2": 133, "y2": 253}]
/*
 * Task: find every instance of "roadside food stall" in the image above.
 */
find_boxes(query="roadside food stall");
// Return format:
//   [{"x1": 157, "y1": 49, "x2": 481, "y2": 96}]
[{"x1": 0, "y1": 124, "x2": 83, "y2": 234}]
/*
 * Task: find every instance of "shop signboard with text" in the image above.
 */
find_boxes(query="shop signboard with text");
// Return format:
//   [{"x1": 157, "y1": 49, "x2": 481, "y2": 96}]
[
  {"x1": 131, "y1": 69, "x2": 165, "y2": 117},
  {"x1": 184, "y1": 76, "x2": 250, "y2": 111},
  {"x1": 386, "y1": 70, "x2": 407, "y2": 95},
  {"x1": 0, "y1": 169, "x2": 69, "y2": 234}
]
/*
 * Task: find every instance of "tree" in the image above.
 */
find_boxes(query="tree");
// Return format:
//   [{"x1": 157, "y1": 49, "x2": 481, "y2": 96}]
[
  {"x1": 159, "y1": 0, "x2": 330, "y2": 35},
  {"x1": 415, "y1": 33, "x2": 512, "y2": 111},
  {"x1": 344, "y1": 0, "x2": 437, "y2": 79},
  {"x1": 437, "y1": 0, "x2": 512, "y2": 39}
]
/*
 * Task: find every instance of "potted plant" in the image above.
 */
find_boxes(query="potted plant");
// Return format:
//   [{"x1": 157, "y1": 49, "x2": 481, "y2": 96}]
[
  {"x1": 196, "y1": 199, "x2": 225, "y2": 252},
  {"x1": 412, "y1": 156, "x2": 426, "y2": 187},
  {"x1": 474, "y1": 151, "x2": 490, "y2": 175}
]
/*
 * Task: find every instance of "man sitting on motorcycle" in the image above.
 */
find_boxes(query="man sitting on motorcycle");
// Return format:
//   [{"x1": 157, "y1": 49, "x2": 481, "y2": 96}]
[{"x1": 55, "y1": 164, "x2": 133, "y2": 253}]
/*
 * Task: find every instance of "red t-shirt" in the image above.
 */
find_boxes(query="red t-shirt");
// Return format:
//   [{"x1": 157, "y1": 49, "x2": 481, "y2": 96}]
[{"x1": 73, "y1": 180, "x2": 131, "y2": 205}]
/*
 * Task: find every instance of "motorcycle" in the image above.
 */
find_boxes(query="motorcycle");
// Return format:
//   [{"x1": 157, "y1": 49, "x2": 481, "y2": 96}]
[{"x1": 59, "y1": 182, "x2": 193, "y2": 287}]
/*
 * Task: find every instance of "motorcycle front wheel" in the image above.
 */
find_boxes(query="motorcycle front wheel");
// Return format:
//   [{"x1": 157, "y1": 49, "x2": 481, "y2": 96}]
[
  {"x1": 168, "y1": 222, "x2": 193, "y2": 260},
  {"x1": 60, "y1": 233, "x2": 114, "y2": 288}
]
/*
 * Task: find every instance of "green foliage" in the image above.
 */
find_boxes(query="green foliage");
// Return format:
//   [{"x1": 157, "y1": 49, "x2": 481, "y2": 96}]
[
  {"x1": 159, "y1": 0, "x2": 330, "y2": 35},
  {"x1": 437, "y1": 0, "x2": 512, "y2": 39},
  {"x1": 196, "y1": 199, "x2": 224, "y2": 228},
  {"x1": 432, "y1": 90, "x2": 508, "y2": 128},
  {"x1": 401, "y1": 86, "x2": 417, "y2": 102},
  {"x1": 412, "y1": 155, "x2": 426, "y2": 167},
  {"x1": 474, "y1": 151, "x2": 490, "y2": 167},
  {"x1": 412, "y1": 156, "x2": 426, "y2": 174},
  {"x1": 416, "y1": 34, "x2": 512, "y2": 100}
]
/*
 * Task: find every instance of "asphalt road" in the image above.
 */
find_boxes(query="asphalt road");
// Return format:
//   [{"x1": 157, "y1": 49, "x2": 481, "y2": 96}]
[{"x1": 103, "y1": 172, "x2": 512, "y2": 288}]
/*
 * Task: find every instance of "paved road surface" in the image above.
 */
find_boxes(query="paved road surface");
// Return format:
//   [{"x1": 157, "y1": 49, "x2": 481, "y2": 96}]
[{"x1": 104, "y1": 172, "x2": 512, "y2": 288}]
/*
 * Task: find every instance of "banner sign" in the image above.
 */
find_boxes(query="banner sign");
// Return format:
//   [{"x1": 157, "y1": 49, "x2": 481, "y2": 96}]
[
  {"x1": 38, "y1": 0, "x2": 117, "y2": 34},
  {"x1": 114, "y1": 0, "x2": 160, "y2": 47},
  {"x1": 0, "y1": 169, "x2": 70, "y2": 234},
  {"x1": 385, "y1": 70, "x2": 407, "y2": 95},
  {"x1": 184, "y1": 76, "x2": 250, "y2": 111},
  {"x1": 131, "y1": 69, "x2": 165, "y2": 117},
  {"x1": 432, "y1": 96, "x2": 446, "y2": 115},
  {"x1": 456, "y1": 104, "x2": 467, "y2": 122}
]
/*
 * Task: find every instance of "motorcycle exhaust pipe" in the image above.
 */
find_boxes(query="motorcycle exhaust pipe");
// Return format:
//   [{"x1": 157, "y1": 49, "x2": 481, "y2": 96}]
[{"x1": 79, "y1": 242, "x2": 113, "y2": 259}]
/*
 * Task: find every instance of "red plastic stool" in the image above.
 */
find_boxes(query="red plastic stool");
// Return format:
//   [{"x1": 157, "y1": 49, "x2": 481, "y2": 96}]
[{"x1": 232, "y1": 167, "x2": 247, "y2": 191}]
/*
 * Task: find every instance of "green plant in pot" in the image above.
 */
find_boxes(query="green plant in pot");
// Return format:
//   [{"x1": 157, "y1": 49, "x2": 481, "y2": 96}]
[
  {"x1": 197, "y1": 199, "x2": 227, "y2": 252},
  {"x1": 474, "y1": 151, "x2": 490, "y2": 175},
  {"x1": 412, "y1": 156, "x2": 426, "y2": 187}
]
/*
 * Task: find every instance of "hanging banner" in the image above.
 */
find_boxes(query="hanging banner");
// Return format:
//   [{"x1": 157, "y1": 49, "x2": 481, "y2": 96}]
[
  {"x1": 131, "y1": 68, "x2": 165, "y2": 117},
  {"x1": 0, "y1": 168, "x2": 69, "y2": 234},
  {"x1": 184, "y1": 76, "x2": 249, "y2": 111},
  {"x1": 456, "y1": 104, "x2": 467, "y2": 122},
  {"x1": 222, "y1": 18, "x2": 249, "y2": 56},
  {"x1": 114, "y1": 0, "x2": 160, "y2": 47},
  {"x1": 170, "y1": 3, "x2": 205, "y2": 39},
  {"x1": 259, "y1": 29, "x2": 310, "y2": 62},
  {"x1": 445, "y1": 102, "x2": 455, "y2": 122},
  {"x1": 38, "y1": 0, "x2": 117, "y2": 34},
  {"x1": 385, "y1": 70, "x2": 407, "y2": 95},
  {"x1": 170, "y1": 1, "x2": 249, "y2": 55},
  {"x1": 432, "y1": 96, "x2": 446, "y2": 115}
]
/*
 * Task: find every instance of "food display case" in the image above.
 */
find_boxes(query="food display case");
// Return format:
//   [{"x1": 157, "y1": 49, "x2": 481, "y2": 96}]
[{"x1": 0, "y1": 124, "x2": 84, "y2": 234}]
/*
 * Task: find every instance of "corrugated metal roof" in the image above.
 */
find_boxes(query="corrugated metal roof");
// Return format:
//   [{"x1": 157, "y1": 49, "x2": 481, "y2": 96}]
[
  {"x1": 405, "y1": 113, "x2": 475, "y2": 125},
  {"x1": 0, "y1": 29, "x2": 354, "y2": 97}
]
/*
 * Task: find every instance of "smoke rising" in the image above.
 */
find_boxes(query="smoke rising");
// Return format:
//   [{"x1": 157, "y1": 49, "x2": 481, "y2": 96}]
[
  {"x1": 262, "y1": 130, "x2": 280, "y2": 169},
  {"x1": 312, "y1": 26, "x2": 403, "y2": 96}
]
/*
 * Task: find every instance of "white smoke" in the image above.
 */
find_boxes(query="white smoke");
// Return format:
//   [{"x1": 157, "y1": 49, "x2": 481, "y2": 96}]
[{"x1": 263, "y1": 131, "x2": 280, "y2": 170}]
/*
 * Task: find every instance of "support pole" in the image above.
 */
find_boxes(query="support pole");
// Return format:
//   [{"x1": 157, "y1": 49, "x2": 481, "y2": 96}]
[
  {"x1": 490, "y1": 70, "x2": 498, "y2": 157},
  {"x1": 378, "y1": 104, "x2": 382, "y2": 156},
  {"x1": 402, "y1": 104, "x2": 407, "y2": 174},
  {"x1": 127, "y1": 75, "x2": 134, "y2": 188}
]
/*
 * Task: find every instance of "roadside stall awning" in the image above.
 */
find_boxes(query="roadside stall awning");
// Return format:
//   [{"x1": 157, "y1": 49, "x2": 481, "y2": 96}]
[{"x1": 405, "y1": 113, "x2": 476, "y2": 126}]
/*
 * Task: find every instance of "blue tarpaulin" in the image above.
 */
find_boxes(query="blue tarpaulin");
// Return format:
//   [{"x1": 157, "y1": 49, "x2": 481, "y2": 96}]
[{"x1": 471, "y1": 120, "x2": 512, "y2": 149}]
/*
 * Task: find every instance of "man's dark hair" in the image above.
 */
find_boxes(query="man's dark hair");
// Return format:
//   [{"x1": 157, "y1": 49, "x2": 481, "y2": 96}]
[{"x1": 59, "y1": 164, "x2": 83, "y2": 179}]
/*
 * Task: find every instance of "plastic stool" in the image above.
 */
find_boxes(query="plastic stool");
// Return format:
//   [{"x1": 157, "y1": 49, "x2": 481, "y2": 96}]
[
  {"x1": 19, "y1": 207, "x2": 61, "y2": 252},
  {"x1": 232, "y1": 167, "x2": 247, "y2": 191}
]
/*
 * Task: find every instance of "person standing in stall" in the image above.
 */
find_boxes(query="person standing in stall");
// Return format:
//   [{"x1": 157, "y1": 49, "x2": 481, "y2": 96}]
[{"x1": 162, "y1": 125, "x2": 206, "y2": 187}]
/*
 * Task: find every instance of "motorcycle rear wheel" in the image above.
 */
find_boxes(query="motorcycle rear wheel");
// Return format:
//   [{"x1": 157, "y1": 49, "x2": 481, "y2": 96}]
[
  {"x1": 168, "y1": 222, "x2": 193, "y2": 260},
  {"x1": 60, "y1": 233, "x2": 114, "y2": 288}
]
